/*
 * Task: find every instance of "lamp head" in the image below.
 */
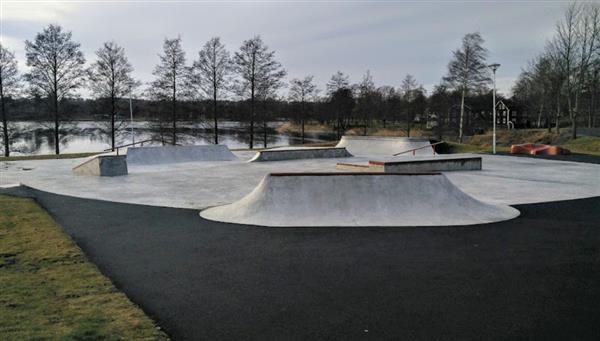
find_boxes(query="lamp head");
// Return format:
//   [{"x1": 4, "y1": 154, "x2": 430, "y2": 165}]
[{"x1": 488, "y1": 63, "x2": 501, "y2": 71}]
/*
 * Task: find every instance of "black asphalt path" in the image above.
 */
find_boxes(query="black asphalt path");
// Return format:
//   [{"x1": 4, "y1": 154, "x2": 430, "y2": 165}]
[{"x1": 2, "y1": 186, "x2": 600, "y2": 340}]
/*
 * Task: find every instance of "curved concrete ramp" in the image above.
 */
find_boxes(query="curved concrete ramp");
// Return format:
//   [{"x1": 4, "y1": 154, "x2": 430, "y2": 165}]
[
  {"x1": 248, "y1": 147, "x2": 352, "y2": 162},
  {"x1": 200, "y1": 173, "x2": 519, "y2": 227},
  {"x1": 336, "y1": 135, "x2": 436, "y2": 156},
  {"x1": 127, "y1": 145, "x2": 237, "y2": 165}
]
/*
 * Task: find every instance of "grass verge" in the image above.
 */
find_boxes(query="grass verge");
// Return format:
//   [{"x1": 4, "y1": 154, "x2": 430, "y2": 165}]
[{"x1": 0, "y1": 194, "x2": 167, "y2": 340}]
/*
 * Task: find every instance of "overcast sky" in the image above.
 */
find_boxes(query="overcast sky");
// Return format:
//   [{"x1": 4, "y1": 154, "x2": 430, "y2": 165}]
[{"x1": 1, "y1": 0, "x2": 568, "y2": 97}]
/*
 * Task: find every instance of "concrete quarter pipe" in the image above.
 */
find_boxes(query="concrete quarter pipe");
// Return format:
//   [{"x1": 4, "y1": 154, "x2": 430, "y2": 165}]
[
  {"x1": 336, "y1": 135, "x2": 436, "y2": 156},
  {"x1": 200, "y1": 173, "x2": 520, "y2": 227}
]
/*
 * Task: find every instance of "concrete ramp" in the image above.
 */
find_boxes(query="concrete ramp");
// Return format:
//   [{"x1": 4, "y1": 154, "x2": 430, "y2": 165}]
[
  {"x1": 200, "y1": 173, "x2": 519, "y2": 227},
  {"x1": 249, "y1": 147, "x2": 352, "y2": 162},
  {"x1": 336, "y1": 136, "x2": 436, "y2": 156},
  {"x1": 73, "y1": 155, "x2": 128, "y2": 177},
  {"x1": 126, "y1": 145, "x2": 237, "y2": 165}
]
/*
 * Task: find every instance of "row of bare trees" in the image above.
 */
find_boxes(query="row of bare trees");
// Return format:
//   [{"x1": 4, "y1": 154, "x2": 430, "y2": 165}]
[
  {"x1": 1, "y1": 21, "x2": 498, "y2": 156},
  {"x1": 514, "y1": 2, "x2": 600, "y2": 138},
  {"x1": 0, "y1": 24, "x2": 289, "y2": 155}
]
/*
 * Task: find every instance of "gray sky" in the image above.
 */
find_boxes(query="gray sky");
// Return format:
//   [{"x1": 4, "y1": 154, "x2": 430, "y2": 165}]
[{"x1": 1, "y1": 0, "x2": 568, "y2": 97}]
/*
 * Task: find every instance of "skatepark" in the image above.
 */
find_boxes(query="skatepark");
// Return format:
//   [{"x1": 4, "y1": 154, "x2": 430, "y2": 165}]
[{"x1": 2, "y1": 136, "x2": 600, "y2": 340}]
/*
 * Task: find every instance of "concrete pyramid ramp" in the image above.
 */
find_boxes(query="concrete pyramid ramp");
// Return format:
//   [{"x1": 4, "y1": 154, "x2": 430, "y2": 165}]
[
  {"x1": 127, "y1": 145, "x2": 237, "y2": 165},
  {"x1": 336, "y1": 136, "x2": 436, "y2": 156},
  {"x1": 200, "y1": 173, "x2": 519, "y2": 227}
]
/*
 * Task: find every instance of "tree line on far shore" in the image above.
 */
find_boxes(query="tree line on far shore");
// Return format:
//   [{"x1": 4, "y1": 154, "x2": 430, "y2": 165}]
[{"x1": 0, "y1": 2, "x2": 599, "y2": 156}]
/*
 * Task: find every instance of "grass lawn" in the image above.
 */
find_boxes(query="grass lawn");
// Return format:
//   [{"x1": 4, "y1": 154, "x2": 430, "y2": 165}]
[{"x1": 0, "y1": 195, "x2": 167, "y2": 340}]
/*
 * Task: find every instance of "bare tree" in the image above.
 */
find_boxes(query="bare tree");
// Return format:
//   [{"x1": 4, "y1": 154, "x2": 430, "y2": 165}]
[
  {"x1": 400, "y1": 74, "x2": 423, "y2": 137},
  {"x1": 326, "y1": 71, "x2": 350, "y2": 95},
  {"x1": 24, "y1": 24, "x2": 86, "y2": 154},
  {"x1": 151, "y1": 37, "x2": 187, "y2": 145},
  {"x1": 88, "y1": 41, "x2": 138, "y2": 151},
  {"x1": 289, "y1": 75, "x2": 318, "y2": 143},
  {"x1": 233, "y1": 36, "x2": 286, "y2": 149},
  {"x1": 444, "y1": 32, "x2": 490, "y2": 142},
  {"x1": 0, "y1": 44, "x2": 19, "y2": 157},
  {"x1": 356, "y1": 70, "x2": 376, "y2": 135},
  {"x1": 189, "y1": 37, "x2": 231, "y2": 144}
]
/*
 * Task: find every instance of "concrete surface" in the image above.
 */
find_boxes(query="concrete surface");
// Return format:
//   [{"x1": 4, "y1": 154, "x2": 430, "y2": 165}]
[
  {"x1": 200, "y1": 173, "x2": 519, "y2": 226},
  {"x1": 126, "y1": 144, "x2": 238, "y2": 164},
  {"x1": 1, "y1": 152, "x2": 599, "y2": 210},
  {"x1": 248, "y1": 147, "x2": 352, "y2": 162},
  {"x1": 336, "y1": 135, "x2": 435, "y2": 156},
  {"x1": 72, "y1": 155, "x2": 128, "y2": 176},
  {"x1": 3, "y1": 186, "x2": 599, "y2": 341}
]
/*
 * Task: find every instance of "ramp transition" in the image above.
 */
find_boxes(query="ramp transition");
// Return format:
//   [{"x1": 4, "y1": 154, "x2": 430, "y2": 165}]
[
  {"x1": 200, "y1": 172, "x2": 519, "y2": 227},
  {"x1": 336, "y1": 136, "x2": 436, "y2": 156},
  {"x1": 249, "y1": 147, "x2": 352, "y2": 162},
  {"x1": 126, "y1": 145, "x2": 237, "y2": 165}
]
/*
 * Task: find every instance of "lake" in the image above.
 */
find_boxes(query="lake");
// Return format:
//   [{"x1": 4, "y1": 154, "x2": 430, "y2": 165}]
[{"x1": 3, "y1": 121, "x2": 333, "y2": 155}]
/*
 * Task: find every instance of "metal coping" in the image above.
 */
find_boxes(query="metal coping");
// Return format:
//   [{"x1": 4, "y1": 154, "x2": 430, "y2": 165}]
[
  {"x1": 369, "y1": 156, "x2": 482, "y2": 166},
  {"x1": 269, "y1": 172, "x2": 441, "y2": 176}
]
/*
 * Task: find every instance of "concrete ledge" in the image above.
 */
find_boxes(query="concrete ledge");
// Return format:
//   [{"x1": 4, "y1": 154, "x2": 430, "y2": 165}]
[
  {"x1": 248, "y1": 147, "x2": 352, "y2": 162},
  {"x1": 336, "y1": 156, "x2": 482, "y2": 173},
  {"x1": 73, "y1": 155, "x2": 128, "y2": 177},
  {"x1": 127, "y1": 145, "x2": 238, "y2": 165},
  {"x1": 369, "y1": 156, "x2": 482, "y2": 172}
]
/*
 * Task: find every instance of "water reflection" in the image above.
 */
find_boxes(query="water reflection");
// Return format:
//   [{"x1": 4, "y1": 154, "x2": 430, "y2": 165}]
[{"x1": 4, "y1": 121, "x2": 332, "y2": 155}]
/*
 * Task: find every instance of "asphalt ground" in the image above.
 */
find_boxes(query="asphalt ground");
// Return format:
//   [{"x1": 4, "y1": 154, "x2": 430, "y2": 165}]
[{"x1": 2, "y1": 186, "x2": 600, "y2": 340}]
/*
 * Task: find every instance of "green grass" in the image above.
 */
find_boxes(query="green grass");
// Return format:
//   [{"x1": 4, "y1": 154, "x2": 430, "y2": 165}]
[
  {"x1": 0, "y1": 195, "x2": 168, "y2": 340},
  {"x1": 0, "y1": 152, "x2": 100, "y2": 162},
  {"x1": 564, "y1": 136, "x2": 600, "y2": 155}
]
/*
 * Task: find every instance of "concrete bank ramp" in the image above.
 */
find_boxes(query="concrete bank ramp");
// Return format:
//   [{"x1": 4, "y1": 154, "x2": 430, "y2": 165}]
[
  {"x1": 200, "y1": 173, "x2": 519, "y2": 227},
  {"x1": 127, "y1": 145, "x2": 237, "y2": 165},
  {"x1": 336, "y1": 135, "x2": 436, "y2": 156},
  {"x1": 73, "y1": 155, "x2": 128, "y2": 177},
  {"x1": 249, "y1": 147, "x2": 352, "y2": 162}
]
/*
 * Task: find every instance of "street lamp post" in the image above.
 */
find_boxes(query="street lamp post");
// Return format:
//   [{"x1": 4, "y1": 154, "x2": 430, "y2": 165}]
[{"x1": 488, "y1": 63, "x2": 500, "y2": 154}]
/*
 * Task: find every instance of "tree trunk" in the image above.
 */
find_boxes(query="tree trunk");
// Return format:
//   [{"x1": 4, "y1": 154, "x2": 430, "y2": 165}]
[
  {"x1": 54, "y1": 92, "x2": 59, "y2": 155},
  {"x1": 537, "y1": 101, "x2": 544, "y2": 129},
  {"x1": 263, "y1": 118, "x2": 267, "y2": 148},
  {"x1": 250, "y1": 86, "x2": 254, "y2": 149},
  {"x1": 555, "y1": 95, "x2": 560, "y2": 134},
  {"x1": 459, "y1": 88, "x2": 466, "y2": 143},
  {"x1": 111, "y1": 94, "x2": 116, "y2": 151},
  {"x1": 213, "y1": 88, "x2": 218, "y2": 145},
  {"x1": 172, "y1": 90, "x2": 177, "y2": 146},
  {"x1": 301, "y1": 100, "x2": 305, "y2": 144},
  {"x1": 1, "y1": 90, "x2": 9, "y2": 157},
  {"x1": 570, "y1": 94, "x2": 576, "y2": 139}
]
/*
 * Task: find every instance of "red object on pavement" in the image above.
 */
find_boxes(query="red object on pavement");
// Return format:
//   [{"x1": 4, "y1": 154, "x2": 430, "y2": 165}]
[{"x1": 510, "y1": 143, "x2": 570, "y2": 155}]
